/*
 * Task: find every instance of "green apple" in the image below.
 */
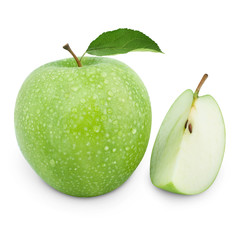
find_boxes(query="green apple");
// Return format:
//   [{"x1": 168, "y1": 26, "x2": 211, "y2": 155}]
[
  {"x1": 150, "y1": 74, "x2": 225, "y2": 195},
  {"x1": 15, "y1": 55, "x2": 151, "y2": 197}
]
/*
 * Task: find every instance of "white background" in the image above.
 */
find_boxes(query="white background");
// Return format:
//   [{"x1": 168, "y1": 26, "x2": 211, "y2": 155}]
[{"x1": 1, "y1": 0, "x2": 239, "y2": 239}]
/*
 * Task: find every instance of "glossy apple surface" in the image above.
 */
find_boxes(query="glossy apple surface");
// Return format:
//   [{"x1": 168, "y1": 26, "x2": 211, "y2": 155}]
[{"x1": 15, "y1": 57, "x2": 151, "y2": 197}]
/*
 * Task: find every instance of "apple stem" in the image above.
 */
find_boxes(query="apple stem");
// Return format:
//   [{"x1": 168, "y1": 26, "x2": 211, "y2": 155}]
[
  {"x1": 194, "y1": 74, "x2": 208, "y2": 98},
  {"x1": 63, "y1": 43, "x2": 82, "y2": 67}
]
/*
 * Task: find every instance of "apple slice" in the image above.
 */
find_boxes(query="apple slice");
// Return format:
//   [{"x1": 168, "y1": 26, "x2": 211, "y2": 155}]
[{"x1": 150, "y1": 74, "x2": 226, "y2": 195}]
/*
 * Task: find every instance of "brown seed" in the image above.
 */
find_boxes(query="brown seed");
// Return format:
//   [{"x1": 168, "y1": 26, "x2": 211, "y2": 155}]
[
  {"x1": 188, "y1": 123, "x2": 192, "y2": 133},
  {"x1": 184, "y1": 120, "x2": 188, "y2": 129}
]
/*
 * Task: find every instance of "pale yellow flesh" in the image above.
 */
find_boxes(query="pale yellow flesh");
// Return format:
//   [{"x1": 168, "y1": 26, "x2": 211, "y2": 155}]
[{"x1": 150, "y1": 90, "x2": 225, "y2": 195}]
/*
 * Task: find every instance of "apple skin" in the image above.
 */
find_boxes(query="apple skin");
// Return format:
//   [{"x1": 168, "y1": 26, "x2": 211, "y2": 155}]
[{"x1": 14, "y1": 57, "x2": 151, "y2": 197}]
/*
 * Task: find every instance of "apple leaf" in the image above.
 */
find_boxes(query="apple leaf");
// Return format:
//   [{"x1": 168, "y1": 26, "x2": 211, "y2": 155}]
[{"x1": 86, "y1": 28, "x2": 163, "y2": 56}]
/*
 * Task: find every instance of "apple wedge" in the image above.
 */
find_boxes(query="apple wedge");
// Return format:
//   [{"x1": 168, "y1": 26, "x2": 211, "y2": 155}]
[{"x1": 150, "y1": 74, "x2": 226, "y2": 195}]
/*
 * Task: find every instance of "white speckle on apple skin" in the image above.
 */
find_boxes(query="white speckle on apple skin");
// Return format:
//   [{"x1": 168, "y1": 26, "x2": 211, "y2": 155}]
[
  {"x1": 104, "y1": 146, "x2": 109, "y2": 151},
  {"x1": 14, "y1": 57, "x2": 151, "y2": 197}
]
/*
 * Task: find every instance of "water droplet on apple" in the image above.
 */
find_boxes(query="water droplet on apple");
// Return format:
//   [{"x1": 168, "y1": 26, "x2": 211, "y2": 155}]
[
  {"x1": 132, "y1": 128, "x2": 137, "y2": 134},
  {"x1": 104, "y1": 146, "x2": 109, "y2": 151},
  {"x1": 117, "y1": 131, "x2": 122, "y2": 137},
  {"x1": 50, "y1": 159, "x2": 55, "y2": 167},
  {"x1": 71, "y1": 86, "x2": 79, "y2": 91},
  {"x1": 94, "y1": 106, "x2": 100, "y2": 111},
  {"x1": 101, "y1": 115, "x2": 107, "y2": 121},
  {"x1": 108, "y1": 91, "x2": 113, "y2": 96},
  {"x1": 93, "y1": 125, "x2": 100, "y2": 133},
  {"x1": 102, "y1": 72, "x2": 107, "y2": 77}
]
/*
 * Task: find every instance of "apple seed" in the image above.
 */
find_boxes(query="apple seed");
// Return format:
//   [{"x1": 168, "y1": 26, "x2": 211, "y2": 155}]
[{"x1": 188, "y1": 123, "x2": 192, "y2": 133}]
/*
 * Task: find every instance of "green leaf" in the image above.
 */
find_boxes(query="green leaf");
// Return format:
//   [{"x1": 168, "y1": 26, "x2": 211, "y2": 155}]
[{"x1": 86, "y1": 28, "x2": 163, "y2": 56}]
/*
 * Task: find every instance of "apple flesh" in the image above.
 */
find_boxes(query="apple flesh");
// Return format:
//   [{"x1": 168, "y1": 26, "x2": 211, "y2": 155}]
[
  {"x1": 15, "y1": 57, "x2": 151, "y2": 197},
  {"x1": 150, "y1": 76, "x2": 225, "y2": 195}
]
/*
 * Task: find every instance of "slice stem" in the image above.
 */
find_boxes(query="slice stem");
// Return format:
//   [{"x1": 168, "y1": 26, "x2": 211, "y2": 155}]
[
  {"x1": 63, "y1": 43, "x2": 82, "y2": 67},
  {"x1": 194, "y1": 74, "x2": 208, "y2": 97}
]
